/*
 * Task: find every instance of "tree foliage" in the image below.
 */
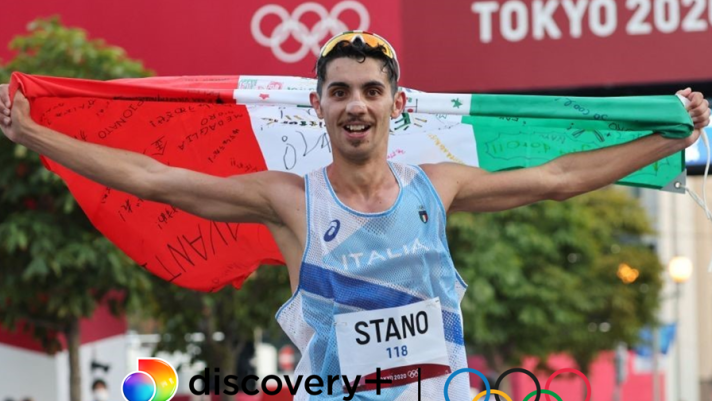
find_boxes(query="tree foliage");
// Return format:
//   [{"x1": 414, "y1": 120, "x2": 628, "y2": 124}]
[
  {"x1": 449, "y1": 188, "x2": 662, "y2": 373},
  {"x1": 0, "y1": 16, "x2": 152, "y2": 82},
  {"x1": 0, "y1": 16, "x2": 154, "y2": 400}
]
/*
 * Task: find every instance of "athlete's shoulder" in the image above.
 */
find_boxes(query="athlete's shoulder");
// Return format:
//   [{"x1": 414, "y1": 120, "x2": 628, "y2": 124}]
[
  {"x1": 416, "y1": 162, "x2": 446, "y2": 184},
  {"x1": 389, "y1": 161, "x2": 422, "y2": 177}
]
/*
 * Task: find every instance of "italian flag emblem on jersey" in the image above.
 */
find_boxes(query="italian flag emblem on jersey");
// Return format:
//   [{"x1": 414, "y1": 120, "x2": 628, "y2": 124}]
[{"x1": 419, "y1": 210, "x2": 429, "y2": 224}]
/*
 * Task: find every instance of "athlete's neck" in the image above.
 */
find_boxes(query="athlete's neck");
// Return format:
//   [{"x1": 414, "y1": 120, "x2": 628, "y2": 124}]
[{"x1": 326, "y1": 157, "x2": 399, "y2": 213}]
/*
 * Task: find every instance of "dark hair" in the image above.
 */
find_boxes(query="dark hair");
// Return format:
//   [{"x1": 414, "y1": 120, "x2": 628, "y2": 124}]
[
  {"x1": 315, "y1": 39, "x2": 399, "y2": 96},
  {"x1": 92, "y1": 379, "x2": 107, "y2": 390}
]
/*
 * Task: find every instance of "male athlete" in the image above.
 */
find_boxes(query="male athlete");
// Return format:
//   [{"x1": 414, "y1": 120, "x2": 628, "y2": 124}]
[{"x1": 0, "y1": 31, "x2": 709, "y2": 400}]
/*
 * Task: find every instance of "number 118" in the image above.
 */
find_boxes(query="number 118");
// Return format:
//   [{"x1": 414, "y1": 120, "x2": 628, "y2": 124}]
[{"x1": 386, "y1": 345, "x2": 409, "y2": 358}]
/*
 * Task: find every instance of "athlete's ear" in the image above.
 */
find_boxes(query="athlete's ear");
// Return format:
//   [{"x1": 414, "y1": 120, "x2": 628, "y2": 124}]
[
  {"x1": 392, "y1": 90, "x2": 406, "y2": 119},
  {"x1": 310, "y1": 91, "x2": 324, "y2": 119}
]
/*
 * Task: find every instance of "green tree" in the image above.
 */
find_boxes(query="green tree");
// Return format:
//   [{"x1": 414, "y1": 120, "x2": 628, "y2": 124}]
[
  {"x1": 556, "y1": 190, "x2": 662, "y2": 377},
  {"x1": 449, "y1": 188, "x2": 662, "y2": 376},
  {"x1": 0, "y1": 17, "x2": 153, "y2": 401},
  {"x1": 140, "y1": 265, "x2": 292, "y2": 401}
]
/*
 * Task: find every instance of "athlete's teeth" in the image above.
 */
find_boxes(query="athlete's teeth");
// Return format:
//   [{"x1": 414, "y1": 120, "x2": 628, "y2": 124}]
[{"x1": 347, "y1": 125, "x2": 366, "y2": 131}]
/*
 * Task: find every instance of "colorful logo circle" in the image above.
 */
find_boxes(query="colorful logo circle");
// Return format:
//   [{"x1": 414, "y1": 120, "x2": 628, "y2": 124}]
[
  {"x1": 122, "y1": 372, "x2": 155, "y2": 401},
  {"x1": 122, "y1": 358, "x2": 178, "y2": 401}
]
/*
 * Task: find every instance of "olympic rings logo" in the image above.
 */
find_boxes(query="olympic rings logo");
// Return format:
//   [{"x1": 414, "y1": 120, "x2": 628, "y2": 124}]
[
  {"x1": 251, "y1": 1, "x2": 370, "y2": 63},
  {"x1": 443, "y1": 367, "x2": 592, "y2": 401}
]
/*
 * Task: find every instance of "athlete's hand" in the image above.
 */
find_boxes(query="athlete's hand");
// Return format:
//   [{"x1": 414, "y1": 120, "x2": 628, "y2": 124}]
[
  {"x1": 0, "y1": 83, "x2": 11, "y2": 127},
  {"x1": 0, "y1": 86, "x2": 34, "y2": 145},
  {"x1": 676, "y1": 88, "x2": 710, "y2": 147}
]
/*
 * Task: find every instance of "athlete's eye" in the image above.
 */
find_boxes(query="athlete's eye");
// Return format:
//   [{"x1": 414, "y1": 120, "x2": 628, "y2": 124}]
[
  {"x1": 367, "y1": 88, "x2": 381, "y2": 97},
  {"x1": 332, "y1": 89, "x2": 346, "y2": 98}
]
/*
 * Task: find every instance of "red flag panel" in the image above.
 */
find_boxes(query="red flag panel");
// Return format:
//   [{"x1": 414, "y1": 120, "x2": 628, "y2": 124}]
[{"x1": 12, "y1": 73, "x2": 285, "y2": 292}]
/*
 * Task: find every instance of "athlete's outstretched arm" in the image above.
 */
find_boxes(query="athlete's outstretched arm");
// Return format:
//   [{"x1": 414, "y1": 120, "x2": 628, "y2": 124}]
[
  {"x1": 0, "y1": 88, "x2": 296, "y2": 225},
  {"x1": 425, "y1": 89, "x2": 710, "y2": 214}
]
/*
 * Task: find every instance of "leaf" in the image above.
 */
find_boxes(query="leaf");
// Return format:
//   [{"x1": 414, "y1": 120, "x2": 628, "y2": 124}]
[{"x1": 23, "y1": 257, "x2": 49, "y2": 279}]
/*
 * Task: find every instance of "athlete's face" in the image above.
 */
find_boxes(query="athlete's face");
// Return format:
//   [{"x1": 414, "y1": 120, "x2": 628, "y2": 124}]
[{"x1": 310, "y1": 57, "x2": 405, "y2": 163}]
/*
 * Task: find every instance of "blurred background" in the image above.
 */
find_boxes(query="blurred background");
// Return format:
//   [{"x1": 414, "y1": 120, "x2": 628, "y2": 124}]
[{"x1": 0, "y1": 1, "x2": 710, "y2": 400}]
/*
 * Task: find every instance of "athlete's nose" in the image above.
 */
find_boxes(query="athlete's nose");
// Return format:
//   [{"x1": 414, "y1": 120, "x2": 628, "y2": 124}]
[{"x1": 346, "y1": 94, "x2": 367, "y2": 115}]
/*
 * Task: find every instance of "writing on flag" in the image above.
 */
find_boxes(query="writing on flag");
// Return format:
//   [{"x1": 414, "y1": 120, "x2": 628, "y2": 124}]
[{"x1": 9, "y1": 72, "x2": 691, "y2": 291}]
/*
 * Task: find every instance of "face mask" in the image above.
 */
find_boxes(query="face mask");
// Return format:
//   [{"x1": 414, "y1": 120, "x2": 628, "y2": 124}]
[{"x1": 93, "y1": 389, "x2": 109, "y2": 401}]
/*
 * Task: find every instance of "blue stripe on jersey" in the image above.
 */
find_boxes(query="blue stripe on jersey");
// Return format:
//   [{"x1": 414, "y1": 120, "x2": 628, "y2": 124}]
[{"x1": 301, "y1": 262, "x2": 464, "y2": 346}]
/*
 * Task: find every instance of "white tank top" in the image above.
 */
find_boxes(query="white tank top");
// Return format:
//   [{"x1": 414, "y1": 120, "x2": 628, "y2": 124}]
[{"x1": 277, "y1": 162, "x2": 470, "y2": 400}]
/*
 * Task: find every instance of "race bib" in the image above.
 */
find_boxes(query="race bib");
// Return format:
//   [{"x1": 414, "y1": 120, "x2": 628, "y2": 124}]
[{"x1": 334, "y1": 298, "x2": 451, "y2": 392}]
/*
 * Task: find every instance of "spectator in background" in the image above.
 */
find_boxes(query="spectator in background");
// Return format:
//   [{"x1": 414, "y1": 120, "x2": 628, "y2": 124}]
[{"x1": 91, "y1": 379, "x2": 109, "y2": 401}]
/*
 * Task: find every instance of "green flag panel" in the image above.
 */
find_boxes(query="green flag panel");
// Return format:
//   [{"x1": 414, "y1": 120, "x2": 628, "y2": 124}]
[{"x1": 463, "y1": 94, "x2": 692, "y2": 189}]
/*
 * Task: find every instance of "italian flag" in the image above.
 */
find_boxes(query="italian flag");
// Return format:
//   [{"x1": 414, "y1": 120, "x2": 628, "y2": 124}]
[{"x1": 9, "y1": 73, "x2": 693, "y2": 291}]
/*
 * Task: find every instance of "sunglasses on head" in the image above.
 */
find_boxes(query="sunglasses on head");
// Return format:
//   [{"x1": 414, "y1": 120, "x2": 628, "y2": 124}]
[{"x1": 319, "y1": 30, "x2": 399, "y2": 63}]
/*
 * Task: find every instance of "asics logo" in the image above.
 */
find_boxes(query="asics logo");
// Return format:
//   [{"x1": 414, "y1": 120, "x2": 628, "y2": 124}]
[
  {"x1": 251, "y1": 1, "x2": 370, "y2": 63},
  {"x1": 324, "y1": 219, "x2": 341, "y2": 242}
]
